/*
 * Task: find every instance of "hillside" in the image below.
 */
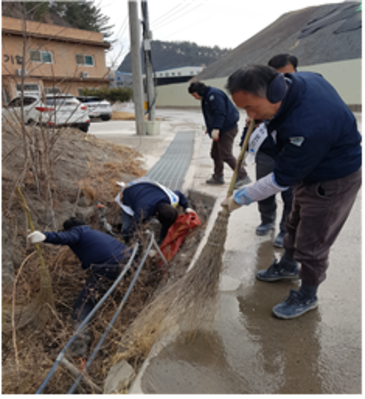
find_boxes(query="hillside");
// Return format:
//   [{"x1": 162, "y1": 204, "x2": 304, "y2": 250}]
[{"x1": 118, "y1": 40, "x2": 231, "y2": 72}]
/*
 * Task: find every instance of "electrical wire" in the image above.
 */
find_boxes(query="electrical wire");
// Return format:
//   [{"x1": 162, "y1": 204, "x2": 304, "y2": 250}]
[
  {"x1": 158, "y1": 10, "x2": 217, "y2": 41},
  {"x1": 153, "y1": 1, "x2": 207, "y2": 31},
  {"x1": 150, "y1": 2, "x2": 191, "y2": 27}
]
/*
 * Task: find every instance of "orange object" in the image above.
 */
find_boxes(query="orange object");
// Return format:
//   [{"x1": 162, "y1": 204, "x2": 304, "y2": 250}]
[{"x1": 159, "y1": 212, "x2": 202, "y2": 267}]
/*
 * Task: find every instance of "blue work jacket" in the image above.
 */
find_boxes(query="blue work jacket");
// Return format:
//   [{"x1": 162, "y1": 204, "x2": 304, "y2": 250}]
[
  {"x1": 268, "y1": 72, "x2": 361, "y2": 187},
  {"x1": 44, "y1": 226, "x2": 129, "y2": 270},
  {"x1": 201, "y1": 86, "x2": 239, "y2": 136},
  {"x1": 122, "y1": 183, "x2": 188, "y2": 224}
]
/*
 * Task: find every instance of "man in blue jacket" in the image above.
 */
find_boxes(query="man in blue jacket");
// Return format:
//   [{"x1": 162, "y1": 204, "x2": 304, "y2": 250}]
[
  {"x1": 223, "y1": 65, "x2": 362, "y2": 319},
  {"x1": 239, "y1": 54, "x2": 298, "y2": 246},
  {"x1": 188, "y1": 81, "x2": 250, "y2": 188},
  {"x1": 28, "y1": 217, "x2": 131, "y2": 323},
  {"x1": 115, "y1": 177, "x2": 193, "y2": 244}
]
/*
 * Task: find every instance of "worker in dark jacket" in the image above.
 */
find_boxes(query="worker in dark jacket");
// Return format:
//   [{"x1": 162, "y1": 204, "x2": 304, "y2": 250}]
[
  {"x1": 223, "y1": 65, "x2": 361, "y2": 319},
  {"x1": 239, "y1": 54, "x2": 298, "y2": 247},
  {"x1": 115, "y1": 177, "x2": 193, "y2": 244},
  {"x1": 27, "y1": 217, "x2": 131, "y2": 323},
  {"x1": 188, "y1": 81, "x2": 250, "y2": 188}
]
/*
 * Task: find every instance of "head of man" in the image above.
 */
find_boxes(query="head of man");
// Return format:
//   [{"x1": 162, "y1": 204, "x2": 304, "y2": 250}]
[
  {"x1": 63, "y1": 217, "x2": 86, "y2": 231},
  {"x1": 268, "y1": 53, "x2": 298, "y2": 74},
  {"x1": 188, "y1": 81, "x2": 206, "y2": 100},
  {"x1": 156, "y1": 204, "x2": 178, "y2": 230},
  {"x1": 226, "y1": 65, "x2": 286, "y2": 121}
]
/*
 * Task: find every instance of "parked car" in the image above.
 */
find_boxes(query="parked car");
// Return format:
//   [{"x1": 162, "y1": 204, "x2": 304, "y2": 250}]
[
  {"x1": 77, "y1": 96, "x2": 112, "y2": 121},
  {"x1": 2, "y1": 94, "x2": 90, "y2": 132}
]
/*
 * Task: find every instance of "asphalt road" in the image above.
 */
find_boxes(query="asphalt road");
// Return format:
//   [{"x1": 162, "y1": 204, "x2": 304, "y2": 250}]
[{"x1": 90, "y1": 108, "x2": 362, "y2": 394}]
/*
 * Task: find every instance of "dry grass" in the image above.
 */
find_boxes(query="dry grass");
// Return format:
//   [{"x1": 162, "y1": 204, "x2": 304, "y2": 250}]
[
  {"x1": 2, "y1": 235, "x2": 165, "y2": 394},
  {"x1": 111, "y1": 111, "x2": 162, "y2": 121}
]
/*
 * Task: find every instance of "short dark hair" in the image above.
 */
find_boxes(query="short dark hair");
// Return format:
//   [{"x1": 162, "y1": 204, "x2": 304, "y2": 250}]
[
  {"x1": 188, "y1": 81, "x2": 206, "y2": 95},
  {"x1": 226, "y1": 65, "x2": 279, "y2": 98},
  {"x1": 63, "y1": 217, "x2": 86, "y2": 230},
  {"x1": 268, "y1": 54, "x2": 298, "y2": 71},
  {"x1": 156, "y1": 204, "x2": 178, "y2": 229}
]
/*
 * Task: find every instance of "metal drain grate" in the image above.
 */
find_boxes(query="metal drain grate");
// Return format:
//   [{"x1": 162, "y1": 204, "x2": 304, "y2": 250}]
[{"x1": 146, "y1": 130, "x2": 195, "y2": 191}]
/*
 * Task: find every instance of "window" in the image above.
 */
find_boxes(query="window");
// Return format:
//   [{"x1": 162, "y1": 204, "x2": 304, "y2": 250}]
[
  {"x1": 29, "y1": 50, "x2": 53, "y2": 64},
  {"x1": 76, "y1": 54, "x2": 95, "y2": 66},
  {"x1": 44, "y1": 87, "x2": 62, "y2": 95},
  {"x1": 165, "y1": 73, "x2": 169, "y2": 77},
  {"x1": 16, "y1": 83, "x2": 40, "y2": 94},
  {"x1": 46, "y1": 96, "x2": 79, "y2": 106},
  {"x1": 7, "y1": 96, "x2": 38, "y2": 107},
  {"x1": 171, "y1": 72, "x2": 175, "y2": 76}
]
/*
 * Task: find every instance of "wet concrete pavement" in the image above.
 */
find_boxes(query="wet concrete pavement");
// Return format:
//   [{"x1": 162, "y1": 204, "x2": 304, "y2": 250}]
[{"x1": 90, "y1": 108, "x2": 362, "y2": 394}]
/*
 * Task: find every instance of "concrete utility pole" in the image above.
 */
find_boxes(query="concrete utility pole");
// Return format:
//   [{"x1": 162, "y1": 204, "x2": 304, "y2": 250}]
[
  {"x1": 141, "y1": 0, "x2": 155, "y2": 121},
  {"x1": 128, "y1": 0, "x2": 145, "y2": 135}
]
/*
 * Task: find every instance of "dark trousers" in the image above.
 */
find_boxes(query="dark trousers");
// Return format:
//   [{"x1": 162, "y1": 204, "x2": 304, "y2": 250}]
[
  {"x1": 284, "y1": 167, "x2": 361, "y2": 286},
  {"x1": 72, "y1": 264, "x2": 122, "y2": 323},
  {"x1": 211, "y1": 126, "x2": 247, "y2": 180},
  {"x1": 256, "y1": 151, "x2": 293, "y2": 230}
]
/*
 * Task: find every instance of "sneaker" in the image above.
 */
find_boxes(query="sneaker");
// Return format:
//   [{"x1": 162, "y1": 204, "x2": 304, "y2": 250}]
[
  {"x1": 206, "y1": 175, "x2": 224, "y2": 185},
  {"x1": 272, "y1": 289, "x2": 318, "y2": 319},
  {"x1": 273, "y1": 231, "x2": 286, "y2": 248},
  {"x1": 256, "y1": 259, "x2": 299, "y2": 282},
  {"x1": 256, "y1": 221, "x2": 275, "y2": 236},
  {"x1": 234, "y1": 175, "x2": 252, "y2": 189}
]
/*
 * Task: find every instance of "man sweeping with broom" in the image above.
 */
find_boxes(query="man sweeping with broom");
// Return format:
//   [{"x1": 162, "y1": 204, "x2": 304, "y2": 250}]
[{"x1": 223, "y1": 65, "x2": 361, "y2": 319}]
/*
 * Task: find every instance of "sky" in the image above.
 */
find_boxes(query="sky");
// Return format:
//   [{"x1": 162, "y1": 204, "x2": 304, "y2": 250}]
[{"x1": 97, "y1": 0, "x2": 346, "y2": 69}]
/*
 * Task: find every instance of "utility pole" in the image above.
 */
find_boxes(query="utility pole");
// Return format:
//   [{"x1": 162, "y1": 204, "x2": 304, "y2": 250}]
[
  {"x1": 128, "y1": 0, "x2": 145, "y2": 135},
  {"x1": 141, "y1": 0, "x2": 155, "y2": 121}
]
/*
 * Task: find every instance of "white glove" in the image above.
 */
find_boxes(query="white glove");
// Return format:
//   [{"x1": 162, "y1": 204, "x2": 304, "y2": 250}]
[
  {"x1": 28, "y1": 231, "x2": 46, "y2": 243},
  {"x1": 221, "y1": 196, "x2": 242, "y2": 212},
  {"x1": 211, "y1": 129, "x2": 220, "y2": 141},
  {"x1": 116, "y1": 181, "x2": 126, "y2": 188},
  {"x1": 185, "y1": 207, "x2": 196, "y2": 214}
]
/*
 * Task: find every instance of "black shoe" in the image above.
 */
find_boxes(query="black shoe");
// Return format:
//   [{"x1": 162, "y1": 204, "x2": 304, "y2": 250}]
[
  {"x1": 272, "y1": 289, "x2": 318, "y2": 319},
  {"x1": 256, "y1": 222, "x2": 275, "y2": 236},
  {"x1": 206, "y1": 175, "x2": 224, "y2": 185},
  {"x1": 256, "y1": 259, "x2": 299, "y2": 282},
  {"x1": 273, "y1": 231, "x2": 286, "y2": 248}
]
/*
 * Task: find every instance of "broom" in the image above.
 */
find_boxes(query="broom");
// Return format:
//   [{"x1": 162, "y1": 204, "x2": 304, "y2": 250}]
[
  {"x1": 3, "y1": 187, "x2": 55, "y2": 332},
  {"x1": 114, "y1": 119, "x2": 256, "y2": 362}
]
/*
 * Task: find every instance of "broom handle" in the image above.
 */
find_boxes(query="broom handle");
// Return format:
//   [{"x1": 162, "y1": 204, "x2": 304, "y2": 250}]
[
  {"x1": 226, "y1": 119, "x2": 256, "y2": 198},
  {"x1": 17, "y1": 186, "x2": 48, "y2": 275}
]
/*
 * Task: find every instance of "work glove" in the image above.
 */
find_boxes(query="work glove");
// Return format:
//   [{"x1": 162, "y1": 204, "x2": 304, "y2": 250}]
[
  {"x1": 28, "y1": 231, "x2": 46, "y2": 243},
  {"x1": 116, "y1": 181, "x2": 126, "y2": 188},
  {"x1": 211, "y1": 129, "x2": 220, "y2": 141},
  {"x1": 221, "y1": 196, "x2": 242, "y2": 212},
  {"x1": 221, "y1": 187, "x2": 253, "y2": 212},
  {"x1": 185, "y1": 207, "x2": 196, "y2": 214}
]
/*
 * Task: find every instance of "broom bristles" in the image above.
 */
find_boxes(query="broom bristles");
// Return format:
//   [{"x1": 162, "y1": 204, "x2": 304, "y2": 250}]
[
  {"x1": 113, "y1": 121, "x2": 257, "y2": 364},
  {"x1": 114, "y1": 209, "x2": 231, "y2": 363}
]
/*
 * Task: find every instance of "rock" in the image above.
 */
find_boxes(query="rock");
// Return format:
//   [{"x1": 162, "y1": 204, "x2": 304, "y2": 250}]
[{"x1": 104, "y1": 360, "x2": 135, "y2": 394}]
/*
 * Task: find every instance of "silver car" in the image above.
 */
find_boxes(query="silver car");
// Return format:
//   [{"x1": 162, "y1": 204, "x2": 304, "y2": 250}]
[
  {"x1": 77, "y1": 96, "x2": 112, "y2": 121},
  {"x1": 2, "y1": 94, "x2": 90, "y2": 132}
]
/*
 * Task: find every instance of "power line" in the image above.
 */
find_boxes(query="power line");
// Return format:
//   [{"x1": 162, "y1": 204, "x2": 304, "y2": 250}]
[
  {"x1": 151, "y1": 2, "x2": 192, "y2": 28},
  {"x1": 158, "y1": 11, "x2": 217, "y2": 41},
  {"x1": 153, "y1": 1, "x2": 207, "y2": 31}
]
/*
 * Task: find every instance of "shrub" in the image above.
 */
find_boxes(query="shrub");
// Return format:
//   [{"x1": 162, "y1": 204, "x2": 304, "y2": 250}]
[{"x1": 79, "y1": 87, "x2": 133, "y2": 104}]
